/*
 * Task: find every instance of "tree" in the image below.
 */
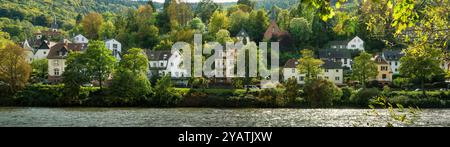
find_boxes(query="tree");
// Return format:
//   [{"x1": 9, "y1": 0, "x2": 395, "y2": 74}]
[
  {"x1": 154, "y1": 39, "x2": 174, "y2": 51},
  {"x1": 30, "y1": 59, "x2": 48, "y2": 83},
  {"x1": 195, "y1": 0, "x2": 219, "y2": 24},
  {"x1": 304, "y1": 79, "x2": 342, "y2": 107},
  {"x1": 62, "y1": 52, "x2": 90, "y2": 99},
  {"x1": 296, "y1": 49, "x2": 323, "y2": 80},
  {"x1": 229, "y1": 10, "x2": 250, "y2": 36},
  {"x1": 189, "y1": 17, "x2": 206, "y2": 32},
  {"x1": 137, "y1": 25, "x2": 160, "y2": 49},
  {"x1": 100, "y1": 20, "x2": 116, "y2": 39},
  {"x1": 215, "y1": 29, "x2": 233, "y2": 45},
  {"x1": 111, "y1": 48, "x2": 151, "y2": 98},
  {"x1": 400, "y1": 45, "x2": 443, "y2": 96},
  {"x1": 153, "y1": 75, "x2": 181, "y2": 106},
  {"x1": 289, "y1": 17, "x2": 312, "y2": 46},
  {"x1": 208, "y1": 11, "x2": 229, "y2": 34},
  {"x1": 248, "y1": 9, "x2": 269, "y2": 42},
  {"x1": 351, "y1": 52, "x2": 378, "y2": 88},
  {"x1": 81, "y1": 12, "x2": 104, "y2": 40},
  {"x1": 167, "y1": 0, "x2": 194, "y2": 29},
  {"x1": 237, "y1": 0, "x2": 255, "y2": 9},
  {"x1": 84, "y1": 41, "x2": 116, "y2": 90},
  {"x1": 0, "y1": 42, "x2": 31, "y2": 94},
  {"x1": 276, "y1": 9, "x2": 291, "y2": 31},
  {"x1": 284, "y1": 77, "x2": 300, "y2": 103}
]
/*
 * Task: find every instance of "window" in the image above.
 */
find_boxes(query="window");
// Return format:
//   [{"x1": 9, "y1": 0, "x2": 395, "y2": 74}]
[
  {"x1": 382, "y1": 74, "x2": 387, "y2": 79},
  {"x1": 395, "y1": 62, "x2": 398, "y2": 66},
  {"x1": 381, "y1": 66, "x2": 388, "y2": 71},
  {"x1": 43, "y1": 51, "x2": 47, "y2": 55},
  {"x1": 335, "y1": 77, "x2": 340, "y2": 81},
  {"x1": 336, "y1": 69, "x2": 339, "y2": 72},
  {"x1": 53, "y1": 60, "x2": 59, "y2": 66},
  {"x1": 152, "y1": 63, "x2": 156, "y2": 67},
  {"x1": 344, "y1": 59, "x2": 348, "y2": 64},
  {"x1": 325, "y1": 76, "x2": 329, "y2": 79},
  {"x1": 160, "y1": 62, "x2": 164, "y2": 67},
  {"x1": 54, "y1": 68, "x2": 60, "y2": 76},
  {"x1": 171, "y1": 62, "x2": 174, "y2": 67},
  {"x1": 292, "y1": 68, "x2": 295, "y2": 73},
  {"x1": 82, "y1": 38, "x2": 84, "y2": 41},
  {"x1": 351, "y1": 45, "x2": 356, "y2": 48},
  {"x1": 390, "y1": 62, "x2": 393, "y2": 65},
  {"x1": 113, "y1": 44, "x2": 118, "y2": 49},
  {"x1": 300, "y1": 76, "x2": 304, "y2": 81},
  {"x1": 325, "y1": 69, "x2": 329, "y2": 72}
]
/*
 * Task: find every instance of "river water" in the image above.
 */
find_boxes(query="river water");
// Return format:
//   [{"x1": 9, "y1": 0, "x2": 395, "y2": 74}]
[{"x1": 0, "y1": 107, "x2": 449, "y2": 127}]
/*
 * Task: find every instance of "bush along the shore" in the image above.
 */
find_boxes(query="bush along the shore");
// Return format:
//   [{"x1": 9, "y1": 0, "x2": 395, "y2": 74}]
[{"x1": 2, "y1": 83, "x2": 450, "y2": 108}]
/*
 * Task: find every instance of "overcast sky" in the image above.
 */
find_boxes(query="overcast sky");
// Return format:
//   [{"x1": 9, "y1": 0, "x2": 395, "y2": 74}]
[{"x1": 151, "y1": 0, "x2": 238, "y2": 3}]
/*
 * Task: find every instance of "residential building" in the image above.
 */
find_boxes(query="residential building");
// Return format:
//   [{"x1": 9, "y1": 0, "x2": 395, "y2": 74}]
[
  {"x1": 372, "y1": 55, "x2": 393, "y2": 84},
  {"x1": 382, "y1": 50, "x2": 404, "y2": 75},
  {"x1": 47, "y1": 42, "x2": 88, "y2": 83},
  {"x1": 329, "y1": 36, "x2": 364, "y2": 51},
  {"x1": 73, "y1": 34, "x2": 89, "y2": 44},
  {"x1": 283, "y1": 59, "x2": 344, "y2": 85},
  {"x1": 236, "y1": 29, "x2": 250, "y2": 45},
  {"x1": 317, "y1": 49, "x2": 353, "y2": 69},
  {"x1": 146, "y1": 50, "x2": 171, "y2": 77},
  {"x1": 105, "y1": 39, "x2": 122, "y2": 61}
]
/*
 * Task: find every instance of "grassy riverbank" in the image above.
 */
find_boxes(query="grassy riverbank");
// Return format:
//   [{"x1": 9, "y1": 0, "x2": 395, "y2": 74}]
[{"x1": 1, "y1": 84, "x2": 450, "y2": 108}]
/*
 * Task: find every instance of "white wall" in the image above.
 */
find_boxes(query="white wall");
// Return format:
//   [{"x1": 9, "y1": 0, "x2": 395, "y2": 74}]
[
  {"x1": 165, "y1": 51, "x2": 188, "y2": 78},
  {"x1": 33, "y1": 49, "x2": 50, "y2": 60},
  {"x1": 283, "y1": 68, "x2": 343, "y2": 85},
  {"x1": 73, "y1": 35, "x2": 89, "y2": 44},
  {"x1": 48, "y1": 59, "x2": 66, "y2": 77},
  {"x1": 347, "y1": 36, "x2": 364, "y2": 51},
  {"x1": 105, "y1": 39, "x2": 122, "y2": 60}
]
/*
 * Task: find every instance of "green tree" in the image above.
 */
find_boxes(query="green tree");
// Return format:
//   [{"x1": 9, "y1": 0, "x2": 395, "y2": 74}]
[
  {"x1": 84, "y1": 40, "x2": 116, "y2": 90},
  {"x1": 195, "y1": 0, "x2": 219, "y2": 24},
  {"x1": 276, "y1": 9, "x2": 291, "y2": 31},
  {"x1": 30, "y1": 59, "x2": 48, "y2": 83},
  {"x1": 351, "y1": 52, "x2": 378, "y2": 88},
  {"x1": 111, "y1": 48, "x2": 151, "y2": 98},
  {"x1": 304, "y1": 79, "x2": 342, "y2": 107},
  {"x1": 215, "y1": 29, "x2": 233, "y2": 45},
  {"x1": 237, "y1": 0, "x2": 255, "y2": 8},
  {"x1": 296, "y1": 49, "x2": 323, "y2": 80},
  {"x1": 100, "y1": 20, "x2": 116, "y2": 39},
  {"x1": 248, "y1": 9, "x2": 269, "y2": 42},
  {"x1": 284, "y1": 77, "x2": 300, "y2": 103},
  {"x1": 81, "y1": 12, "x2": 104, "y2": 40},
  {"x1": 189, "y1": 17, "x2": 206, "y2": 32},
  {"x1": 154, "y1": 39, "x2": 174, "y2": 51},
  {"x1": 289, "y1": 17, "x2": 312, "y2": 46},
  {"x1": 208, "y1": 11, "x2": 229, "y2": 34},
  {"x1": 137, "y1": 25, "x2": 160, "y2": 49},
  {"x1": 153, "y1": 75, "x2": 181, "y2": 106},
  {"x1": 400, "y1": 45, "x2": 443, "y2": 96},
  {"x1": 62, "y1": 52, "x2": 90, "y2": 99},
  {"x1": 229, "y1": 10, "x2": 250, "y2": 36}
]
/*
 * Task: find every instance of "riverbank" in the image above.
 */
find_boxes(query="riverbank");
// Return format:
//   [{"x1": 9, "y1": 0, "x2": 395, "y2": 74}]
[
  {"x1": 1, "y1": 107, "x2": 449, "y2": 127},
  {"x1": 1, "y1": 84, "x2": 450, "y2": 108}
]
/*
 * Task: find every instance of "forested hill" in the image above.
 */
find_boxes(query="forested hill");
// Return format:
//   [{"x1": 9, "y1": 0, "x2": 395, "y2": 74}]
[{"x1": 0, "y1": 0, "x2": 151, "y2": 41}]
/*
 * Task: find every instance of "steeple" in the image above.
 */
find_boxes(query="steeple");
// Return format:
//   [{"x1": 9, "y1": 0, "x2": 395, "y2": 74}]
[{"x1": 50, "y1": 1, "x2": 58, "y2": 32}]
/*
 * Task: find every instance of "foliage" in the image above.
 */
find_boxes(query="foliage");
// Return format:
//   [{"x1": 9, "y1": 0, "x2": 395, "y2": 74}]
[
  {"x1": 289, "y1": 17, "x2": 312, "y2": 46},
  {"x1": 0, "y1": 41, "x2": 31, "y2": 94},
  {"x1": 195, "y1": 0, "x2": 219, "y2": 24},
  {"x1": 30, "y1": 58, "x2": 48, "y2": 83},
  {"x1": 215, "y1": 29, "x2": 233, "y2": 45},
  {"x1": 84, "y1": 40, "x2": 117, "y2": 89},
  {"x1": 350, "y1": 88, "x2": 380, "y2": 106},
  {"x1": 208, "y1": 11, "x2": 229, "y2": 34},
  {"x1": 351, "y1": 52, "x2": 378, "y2": 88},
  {"x1": 62, "y1": 52, "x2": 90, "y2": 99},
  {"x1": 189, "y1": 17, "x2": 206, "y2": 32},
  {"x1": 284, "y1": 77, "x2": 300, "y2": 103},
  {"x1": 303, "y1": 79, "x2": 342, "y2": 107},
  {"x1": 368, "y1": 96, "x2": 421, "y2": 127},
  {"x1": 82, "y1": 12, "x2": 104, "y2": 40},
  {"x1": 247, "y1": 9, "x2": 269, "y2": 42},
  {"x1": 152, "y1": 75, "x2": 181, "y2": 106},
  {"x1": 229, "y1": 10, "x2": 250, "y2": 36},
  {"x1": 297, "y1": 49, "x2": 323, "y2": 80}
]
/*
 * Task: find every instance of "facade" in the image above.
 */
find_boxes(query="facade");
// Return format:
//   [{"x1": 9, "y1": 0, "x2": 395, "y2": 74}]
[
  {"x1": 164, "y1": 50, "x2": 188, "y2": 78},
  {"x1": 146, "y1": 50, "x2": 171, "y2": 77},
  {"x1": 317, "y1": 49, "x2": 353, "y2": 69},
  {"x1": 372, "y1": 55, "x2": 393, "y2": 84},
  {"x1": 105, "y1": 39, "x2": 122, "y2": 61},
  {"x1": 283, "y1": 59, "x2": 344, "y2": 85},
  {"x1": 47, "y1": 42, "x2": 88, "y2": 83},
  {"x1": 73, "y1": 34, "x2": 89, "y2": 44},
  {"x1": 329, "y1": 36, "x2": 364, "y2": 51},
  {"x1": 33, "y1": 41, "x2": 51, "y2": 60},
  {"x1": 236, "y1": 29, "x2": 250, "y2": 45},
  {"x1": 382, "y1": 50, "x2": 404, "y2": 75}
]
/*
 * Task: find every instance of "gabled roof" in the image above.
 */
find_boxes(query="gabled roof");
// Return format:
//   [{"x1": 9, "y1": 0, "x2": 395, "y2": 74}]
[
  {"x1": 145, "y1": 50, "x2": 171, "y2": 61},
  {"x1": 373, "y1": 55, "x2": 389, "y2": 64},
  {"x1": 321, "y1": 60, "x2": 343, "y2": 69},
  {"x1": 47, "y1": 42, "x2": 87, "y2": 59},
  {"x1": 317, "y1": 49, "x2": 352, "y2": 59},
  {"x1": 329, "y1": 40, "x2": 350, "y2": 46},
  {"x1": 284, "y1": 58, "x2": 298, "y2": 68},
  {"x1": 382, "y1": 50, "x2": 404, "y2": 61},
  {"x1": 236, "y1": 28, "x2": 249, "y2": 38}
]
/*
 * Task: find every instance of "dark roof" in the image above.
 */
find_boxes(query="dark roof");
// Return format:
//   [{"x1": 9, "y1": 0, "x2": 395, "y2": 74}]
[
  {"x1": 284, "y1": 59, "x2": 298, "y2": 68},
  {"x1": 145, "y1": 50, "x2": 171, "y2": 61},
  {"x1": 373, "y1": 55, "x2": 388, "y2": 64},
  {"x1": 382, "y1": 50, "x2": 404, "y2": 61},
  {"x1": 47, "y1": 43, "x2": 87, "y2": 59},
  {"x1": 329, "y1": 40, "x2": 350, "y2": 46},
  {"x1": 321, "y1": 60, "x2": 343, "y2": 69},
  {"x1": 236, "y1": 29, "x2": 249, "y2": 38},
  {"x1": 317, "y1": 49, "x2": 352, "y2": 59},
  {"x1": 38, "y1": 41, "x2": 50, "y2": 49}
]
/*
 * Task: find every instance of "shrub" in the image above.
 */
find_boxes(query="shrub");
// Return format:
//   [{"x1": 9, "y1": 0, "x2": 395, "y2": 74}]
[
  {"x1": 350, "y1": 88, "x2": 380, "y2": 106},
  {"x1": 152, "y1": 76, "x2": 182, "y2": 106},
  {"x1": 341, "y1": 87, "x2": 354, "y2": 101},
  {"x1": 303, "y1": 79, "x2": 342, "y2": 107},
  {"x1": 284, "y1": 77, "x2": 300, "y2": 103},
  {"x1": 258, "y1": 88, "x2": 285, "y2": 107}
]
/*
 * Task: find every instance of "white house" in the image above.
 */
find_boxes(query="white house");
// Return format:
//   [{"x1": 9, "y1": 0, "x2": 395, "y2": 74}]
[
  {"x1": 146, "y1": 50, "x2": 171, "y2": 77},
  {"x1": 105, "y1": 39, "x2": 122, "y2": 61},
  {"x1": 73, "y1": 34, "x2": 89, "y2": 44},
  {"x1": 283, "y1": 59, "x2": 343, "y2": 85},
  {"x1": 330, "y1": 36, "x2": 364, "y2": 51},
  {"x1": 21, "y1": 39, "x2": 35, "y2": 63},
  {"x1": 236, "y1": 29, "x2": 250, "y2": 45},
  {"x1": 382, "y1": 50, "x2": 404, "y2": 75},
  {"x1": 317, "y1": 49, "x2": 353, "y2": 69},
  {"x1": 33, "y1": 41, "x2": 51, "y2": 60}
]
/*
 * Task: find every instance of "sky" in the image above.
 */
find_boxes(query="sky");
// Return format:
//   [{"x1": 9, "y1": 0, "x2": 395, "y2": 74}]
[{"x1": 151, "y1": 0, "x2": 238, "y2": 3}]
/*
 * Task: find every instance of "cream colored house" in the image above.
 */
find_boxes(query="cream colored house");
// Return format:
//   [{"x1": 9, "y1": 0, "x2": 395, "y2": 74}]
[
  {"x1": 372, "y1": 55, "x2": 393, "y2": 84},
  {"x1": 283, "y1": 59, "x2": 343, "y2": 85},
  {"x1": 47, "y1": 42, "x2": 87, "y2": 83}
]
